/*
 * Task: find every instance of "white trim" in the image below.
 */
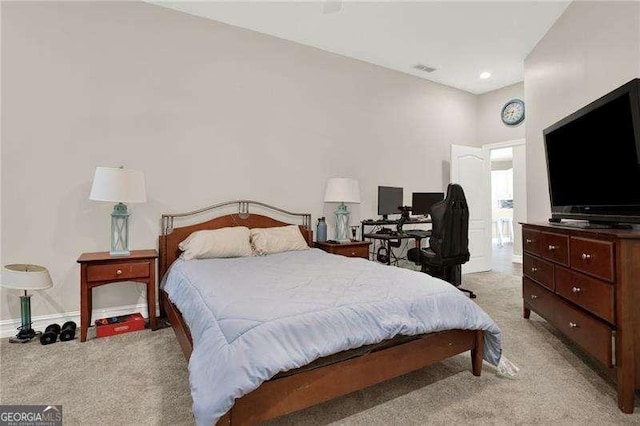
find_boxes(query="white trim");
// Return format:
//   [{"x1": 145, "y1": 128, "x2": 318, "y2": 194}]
[
  {"x1": 483, "y1": 138, "x2": 525, "y2": 150},
  {"x1": 0, "y1": 303, "x2": 156, "y2": 339},
  {"x1": 512, "y1": 254, "x2": 523, "y2": 264}
]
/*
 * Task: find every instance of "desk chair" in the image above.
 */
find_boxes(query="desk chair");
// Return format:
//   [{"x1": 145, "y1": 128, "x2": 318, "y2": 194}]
[{"x1": 415, "y1": 183, "x2": 476, "y2": 298}]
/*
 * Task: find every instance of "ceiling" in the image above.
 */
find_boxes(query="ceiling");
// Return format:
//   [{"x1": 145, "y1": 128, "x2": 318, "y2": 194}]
[{"x1": 150, "y1": 1, "x2": 569, "y2": 94}]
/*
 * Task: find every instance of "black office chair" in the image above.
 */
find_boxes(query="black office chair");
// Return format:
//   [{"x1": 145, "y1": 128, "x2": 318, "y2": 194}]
[{"x1": 414, "y1": 183, "x2": 476, "y2": 298}]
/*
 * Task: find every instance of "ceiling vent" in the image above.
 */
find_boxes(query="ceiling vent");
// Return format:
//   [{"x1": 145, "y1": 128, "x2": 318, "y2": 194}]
[
  {"x1": 413, "y1": 64, "x2": 437, "y2": 73},
  {"x1": 323, "y1": 1, "x2": 343, "y2": 14}
]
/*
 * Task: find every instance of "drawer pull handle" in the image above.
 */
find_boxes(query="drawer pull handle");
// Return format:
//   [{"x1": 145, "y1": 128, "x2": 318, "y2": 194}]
[
  {"x1": 569, "y1": 321, "x2": 578, "y2": 328},
  {"x1": 116, "y1": 269, "x2": 123, "y2": 276},
  {"x1": 581, "y1": 253, "x2": 592, "y2": 260},
  {"x1": 571, "y1": 286, "x2": 582, "y2": 294},
  {"x1": 548, "y1": 244, "x2": 556, "y2": 251},
  {"x1": 530, "y1": 294, "x2": 538, "y2": 300},
  {"x1": 351, "y1": 252, "x2": 356, "y2": 256},
  {"x1": 530, "y1": 267, "x2": 538, "y2": 273},
  {"x1": 526, "y1": 239, "x2": 533, "y2": 244}
]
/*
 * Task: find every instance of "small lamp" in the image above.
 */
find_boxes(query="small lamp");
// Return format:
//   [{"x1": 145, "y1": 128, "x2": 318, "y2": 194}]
[
  {"x1": 324, "y1": 178, "x2": 361, "y2": 242},
  {"x1": 89, "y1": 166, "x2": 146, "y2": 256},
  {"x1": 1, "y1": 264, "x2": 53, "y2": 343}
]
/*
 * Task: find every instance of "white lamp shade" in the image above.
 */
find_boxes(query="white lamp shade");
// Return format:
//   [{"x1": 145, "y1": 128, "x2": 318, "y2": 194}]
[
  {"x1": 324, "y1": 178, "x2": 361, "y2": 203},
  {"x1": 1, "y1": 264, "x2": 53, "y2": 290},
  {"x1": 89, "y1": 167, "x2": 147, "y2": 203}
]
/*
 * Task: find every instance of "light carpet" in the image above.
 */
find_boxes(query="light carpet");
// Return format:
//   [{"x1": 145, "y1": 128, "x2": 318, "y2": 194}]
[{"x1": 1, "y1": 271, "x2": 639, "y2": 425}]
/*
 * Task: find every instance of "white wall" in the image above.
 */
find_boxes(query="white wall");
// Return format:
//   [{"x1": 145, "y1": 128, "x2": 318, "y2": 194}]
[
  {"x1": 512, "y1": 144, "x2": 527, "y2": 259},
  {"x1": 477, "y1": 82, "x2": 525, "y2": 146},
  {"x1": 1, "y1": 2, "x2": 479, "y2": 321},
  {"x1": 524, "y1": 1, "x2": 640, "y2": 222},
  {"x1": 477, "y1": 82, "x2": 526, "y2": 258}
]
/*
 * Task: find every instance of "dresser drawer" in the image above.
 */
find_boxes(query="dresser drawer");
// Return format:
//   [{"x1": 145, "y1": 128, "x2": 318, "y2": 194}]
[
  {"x1": 570, "y1": 237, "x2": 615, "y2": 282},
  {"x1": 523, "y1": 228, "x2": 542, "y2": 256},
  {"x1": 523, "y1": 278, "x2": 555, "y2": 321},
  {"x1": 540, "y1": 232, "x2": 569, "y2": 266},
  {"x1": 86, "y1": 262, "x2": 150, "y2": 282},
  {"x1": 523, "y1": 254, "x2": 554, "y2": 291},
  {"x1": 555, "y1": 266, "x2": 614, "y2": 324},
  {"x1": 555, "y1": 297, "x2": 613, "y2": 367}
]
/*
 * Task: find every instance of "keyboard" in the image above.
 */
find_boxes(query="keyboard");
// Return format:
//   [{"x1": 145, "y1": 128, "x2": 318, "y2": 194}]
[{"x1": 404, "y1": 230, "x2": 430, "y2": 238}]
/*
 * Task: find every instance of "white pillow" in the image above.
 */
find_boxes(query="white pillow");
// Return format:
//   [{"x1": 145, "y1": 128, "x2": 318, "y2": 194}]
[
  {"x1": 250, "y1": 225, "x2": 309, "y2": 255},
  {"x1": 179, "y1": 227, "x2": 252, "y2": 260}
]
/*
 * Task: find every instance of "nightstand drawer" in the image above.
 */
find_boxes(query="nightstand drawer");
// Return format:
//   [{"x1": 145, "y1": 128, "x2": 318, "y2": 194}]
[
  {"x1": 341, "y1": 246, "x2": 369, "y2": 258},
  {"x1": 86, "y1": 262, "x2": 150, "y2": 282},
  {"x1": 314, "y1": 242, "x2": 371, "y2": 259}
]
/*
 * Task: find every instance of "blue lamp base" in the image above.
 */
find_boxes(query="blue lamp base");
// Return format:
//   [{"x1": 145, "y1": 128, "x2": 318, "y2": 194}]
[
  {"x1": 110, "y1": 202, "x2": 130, "y2": 256},
  {"x1": 334, "y1": 203, "x2": 351, "y2": 243},
  {"x1": 9, "y1": 291, "x2": 41, "y2": 343}
]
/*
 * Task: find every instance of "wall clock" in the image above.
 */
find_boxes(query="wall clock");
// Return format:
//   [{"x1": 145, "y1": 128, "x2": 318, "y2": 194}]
[{"x1": 501, "y1": 99, "x2": 525, "y2": 126}]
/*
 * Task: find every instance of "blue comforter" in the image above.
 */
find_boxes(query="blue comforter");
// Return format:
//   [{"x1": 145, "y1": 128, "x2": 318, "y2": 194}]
[{"x1": 163, "y1": 248, "x2": 502, "y2": 425}]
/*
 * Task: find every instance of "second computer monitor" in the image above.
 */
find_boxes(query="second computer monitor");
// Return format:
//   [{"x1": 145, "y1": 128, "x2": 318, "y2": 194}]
[
  {"x1": 378, "y1": 186, "x2": 403, "y2": 219},
  {"x1": 412, "y1": 192, "x2": 445, "y2": 216}
]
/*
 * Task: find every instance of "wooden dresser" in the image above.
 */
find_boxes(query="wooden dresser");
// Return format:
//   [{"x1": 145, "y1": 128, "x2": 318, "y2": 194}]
[{"x1": 521, "y1": 223, "x2": 640, "y2": 413}]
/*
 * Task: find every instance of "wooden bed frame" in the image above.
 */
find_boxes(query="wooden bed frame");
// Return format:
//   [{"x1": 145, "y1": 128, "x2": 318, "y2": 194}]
[{"x1": 158, "y1": 200, "x2": 484, "y2": 425}]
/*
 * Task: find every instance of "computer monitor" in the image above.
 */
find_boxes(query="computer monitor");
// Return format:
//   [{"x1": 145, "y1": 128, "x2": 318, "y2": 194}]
[
  {"x1": 412, "y1": 192, "x2": 445, "y2": 216},
  {"x1": 378, "y1": 186, "x2": 403, "y2": 219}
]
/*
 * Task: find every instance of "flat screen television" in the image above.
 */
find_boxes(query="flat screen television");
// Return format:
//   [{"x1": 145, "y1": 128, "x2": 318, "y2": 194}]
[
  {"x1": 544, "y1": 78, "x2": 640, "y2": 226},
  {"x1": 412, "y1": 192, "x2": 444, "y2": 216},
  {"x1": 378, "y1": 186, "x2": 403, "y2": 219}
]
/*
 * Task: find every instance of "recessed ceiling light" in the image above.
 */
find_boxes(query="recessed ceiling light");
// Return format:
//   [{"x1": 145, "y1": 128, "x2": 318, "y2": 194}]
[{"x1": 479, "y1": 72, "x2": 491, "y2": 80}]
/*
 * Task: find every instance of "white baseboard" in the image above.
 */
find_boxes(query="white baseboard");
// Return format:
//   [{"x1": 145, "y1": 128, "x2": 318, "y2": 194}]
[
  {"x1": 512, "y1": 254, "x2": 523, "y2": 264},
  {"x1": 0, "y1": 303, "x2": 156, "y2": 339}
]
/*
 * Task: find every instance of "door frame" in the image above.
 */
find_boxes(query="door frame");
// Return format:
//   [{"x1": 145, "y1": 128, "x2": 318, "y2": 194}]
[{"x1": 482, "y1": 138, "x2": 526, "y2": 264}]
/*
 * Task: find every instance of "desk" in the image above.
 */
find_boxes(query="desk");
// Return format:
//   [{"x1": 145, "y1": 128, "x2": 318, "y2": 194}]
[
  {"x1": 360, "y1": 217, "x2": 431, "y2": 243},
  {"x1": 363, "y1": 231, "x2": 431, "y2": 265}
]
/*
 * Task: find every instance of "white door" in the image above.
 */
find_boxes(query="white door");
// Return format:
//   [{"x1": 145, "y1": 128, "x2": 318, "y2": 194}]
[{"x1": 450, "y1": 144, "x2": 491, "y2": 273}]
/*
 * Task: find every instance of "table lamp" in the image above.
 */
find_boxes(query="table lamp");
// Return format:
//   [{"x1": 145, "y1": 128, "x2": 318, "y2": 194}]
[
  {"x1": 1, "y1": 264, "x2": 53, "y2": 343},
  {"x1": 89, "y1": 166, "x2": 147, "y2": 256},
  {"x1": 324, "y1": 178, "x2": 361, "y2": 242}
]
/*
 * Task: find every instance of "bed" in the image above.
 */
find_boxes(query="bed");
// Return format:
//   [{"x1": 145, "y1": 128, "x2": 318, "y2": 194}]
[{"x1": 158, "y1": 201, "x2": 502, "y2": 425}]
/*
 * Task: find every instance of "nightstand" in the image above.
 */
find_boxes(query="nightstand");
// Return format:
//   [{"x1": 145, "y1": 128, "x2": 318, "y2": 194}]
[
  {"x1": 77, "y1": 250, "x2": 158, "y2": 342},
  {"x1": 314, "y1": 241, "x2": 371, "y2": 259}
]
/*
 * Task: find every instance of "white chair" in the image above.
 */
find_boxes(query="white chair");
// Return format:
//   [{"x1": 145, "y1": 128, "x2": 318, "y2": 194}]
[
  {"x1": 499, "y1": 217, "x2": 514, "y2": 244},
  {"x1": 492, "y1": 218, "x2": 504, "y2": 247}
]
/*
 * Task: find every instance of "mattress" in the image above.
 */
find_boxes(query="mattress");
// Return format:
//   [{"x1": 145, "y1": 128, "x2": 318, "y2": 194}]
[{"x1": 162, "y1": 248, "x2": 502, "y2": 425}]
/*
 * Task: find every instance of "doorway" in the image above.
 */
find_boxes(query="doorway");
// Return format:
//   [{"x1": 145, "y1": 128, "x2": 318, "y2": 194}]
[{"x1": 483, "y1": 139, "x2": 526, "y2": 276}]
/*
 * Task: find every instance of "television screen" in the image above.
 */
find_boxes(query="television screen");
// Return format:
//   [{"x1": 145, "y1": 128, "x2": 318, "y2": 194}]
[
  {"x1": 544, "y1": 79, "x2": 640, "y2": 223},
  {"x1": 378, "y1": 186, "x2": 403, "y2": 216},
  {"x1": 412, "y1": 192, "x2": 444, "y2": 216}
]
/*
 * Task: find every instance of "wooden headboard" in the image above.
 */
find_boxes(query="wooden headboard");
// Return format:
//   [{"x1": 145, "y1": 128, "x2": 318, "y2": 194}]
[{"x1": 158, "y1": 200, "x2": 313, "y2": 280}]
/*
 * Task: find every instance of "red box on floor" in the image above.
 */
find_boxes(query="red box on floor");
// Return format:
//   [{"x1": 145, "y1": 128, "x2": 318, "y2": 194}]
[{"x1": 95, "y1": 313, "x2": 145, "y2": 338}]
